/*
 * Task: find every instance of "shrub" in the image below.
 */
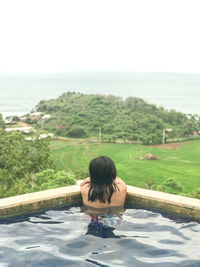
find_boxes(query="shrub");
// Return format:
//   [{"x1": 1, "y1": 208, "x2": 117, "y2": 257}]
[
  {"x1": 31, "y1": 169, "x2": 76, "y2": 191},
  {"x1": 0, "y1": 169, "x2": 76, "y2": 198},
  {"x1": 74, "y1": 168, "x2": 89, "y2": 180},
  {"x1": 188, "y1": 188, "x2": 200, "y2": 199},
  {"x1": 145, "y1": 179, "x2": 156, "y2": 190},
  {"x1": 67, "y1": 126, "x2": 88, "y2": 138},
  {"x1": 158, "y1": 178, "x2": 183, "y2": 194}
]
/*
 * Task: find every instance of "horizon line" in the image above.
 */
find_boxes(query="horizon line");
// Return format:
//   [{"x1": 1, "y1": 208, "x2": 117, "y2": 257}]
[{"x1": 1, "y1": 70, "x2": 200, "y2": 76}]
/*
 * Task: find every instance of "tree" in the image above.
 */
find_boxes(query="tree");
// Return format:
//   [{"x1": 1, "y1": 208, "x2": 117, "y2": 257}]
[
  {"x1": 181, "y1": 121, "x2": 196, "y2": 136},
  {"x1": 0, "y1": 114, "x2": 5, "y2": 129},
  {"x1": 0, "y1": 130, "x2": 53, "y2": 198},
  {"x1": 12, "y1": 116, "x2": 20, "y2": 122},
  {"x1": 67, "y1": 126, "x2": 88, "y2": 138}
]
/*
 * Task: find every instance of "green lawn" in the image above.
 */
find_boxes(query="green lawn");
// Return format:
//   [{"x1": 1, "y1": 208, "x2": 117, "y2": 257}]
[{"x1": 50, "y1": 139, "x2": 200, "y2": 194}]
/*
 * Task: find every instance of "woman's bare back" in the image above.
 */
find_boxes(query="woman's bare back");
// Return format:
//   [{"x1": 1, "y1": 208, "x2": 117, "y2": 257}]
[{"x1": 80, "y1": 177, "x2": 127, "y2": 209}]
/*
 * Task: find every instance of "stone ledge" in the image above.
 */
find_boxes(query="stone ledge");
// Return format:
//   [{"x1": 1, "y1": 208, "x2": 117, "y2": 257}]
[
  {"x1": 126, "y1": 185, "x2": 200, "y2": 220},
  {"x1": 0, "y1": 185, "x2": 81, "y2": 219},
  {"x1": 0, "y1": 184, "x2": 200, "y2": 220}
]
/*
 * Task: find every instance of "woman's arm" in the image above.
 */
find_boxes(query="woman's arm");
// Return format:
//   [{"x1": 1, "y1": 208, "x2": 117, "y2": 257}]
[{"x1": 80, "y1": 177, "x2": 91, "y2": 187}]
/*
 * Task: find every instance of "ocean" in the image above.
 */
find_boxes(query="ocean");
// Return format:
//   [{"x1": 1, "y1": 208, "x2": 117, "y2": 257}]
[{"x1": 0, "y1": 71, "x2": 200, "y2": 118}]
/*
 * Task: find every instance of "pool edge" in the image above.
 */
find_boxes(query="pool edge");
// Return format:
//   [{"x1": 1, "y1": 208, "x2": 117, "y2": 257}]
[
  {"x1": 0, "y1": 185, "x2": 81, "y2": 219},
  {"x1": 0, "y1": 184, "x2": 200, "y2": 220},
  {"x1": 126, "y1": 185, "x2": 200, "y2": 221}
]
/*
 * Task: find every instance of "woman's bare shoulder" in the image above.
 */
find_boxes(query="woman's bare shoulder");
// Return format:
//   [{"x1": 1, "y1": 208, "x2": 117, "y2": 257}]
[
  {"x1": 115, "y1": 177, "x2": 126, "y2": 185},
  {"x1": 115, "y1": 177, "x2": 127, "y2": 191}
]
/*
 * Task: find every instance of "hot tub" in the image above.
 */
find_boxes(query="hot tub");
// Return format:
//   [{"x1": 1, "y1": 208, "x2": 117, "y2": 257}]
[
  {"x1": 0, "y1": 185, "x2": 200, "y2": 266},
  {"x1": 0, "y1": 204, "x2": 200, "y2": 266}
]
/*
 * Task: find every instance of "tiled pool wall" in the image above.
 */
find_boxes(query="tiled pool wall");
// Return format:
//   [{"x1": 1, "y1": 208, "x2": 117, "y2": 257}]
[{"x1": 0, "y1": 184, "x2": 200, "y2": 221}]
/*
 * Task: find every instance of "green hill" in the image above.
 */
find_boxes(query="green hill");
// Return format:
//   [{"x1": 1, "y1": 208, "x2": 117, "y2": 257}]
[{"x1": 36, "y1": 92, "x2": 200, "y2": 144}]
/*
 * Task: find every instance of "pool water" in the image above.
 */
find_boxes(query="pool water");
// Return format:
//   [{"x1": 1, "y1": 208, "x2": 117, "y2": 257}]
[{"x1": 0, "y1": 205, "x2": 200, "y2": 267}]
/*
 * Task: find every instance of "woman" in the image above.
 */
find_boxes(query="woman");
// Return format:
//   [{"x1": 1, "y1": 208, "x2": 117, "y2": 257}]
[{"x1": 80, "y1": 156, "x2": 127, "y2": 214}]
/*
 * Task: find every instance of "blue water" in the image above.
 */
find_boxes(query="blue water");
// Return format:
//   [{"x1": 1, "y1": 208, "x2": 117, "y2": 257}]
[
  {"x1": 0, "y1": 71, "x2": 200, "y2": 118},
  {"x1": 0, "y1": 205, "x2": 200, "y2": 266}
]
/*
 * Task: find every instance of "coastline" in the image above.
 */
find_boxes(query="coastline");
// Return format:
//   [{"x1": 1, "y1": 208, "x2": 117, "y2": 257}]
[
  {"x1": 1, "y1": 112, "x2": 27, "y2": 119},
  {"x1": 1, "y1": 72, "x2": 200, "y2": 118}
]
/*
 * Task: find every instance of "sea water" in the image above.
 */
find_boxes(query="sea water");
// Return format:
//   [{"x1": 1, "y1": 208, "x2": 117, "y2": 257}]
[{"x1": 0, "y1": 71, "x2": 200, "y2": 118}]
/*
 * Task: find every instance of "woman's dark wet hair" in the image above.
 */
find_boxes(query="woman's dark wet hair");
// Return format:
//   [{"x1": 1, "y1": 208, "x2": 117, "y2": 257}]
[{"x1": 88, "y1": 156, "x2": 119, "y2": 203}]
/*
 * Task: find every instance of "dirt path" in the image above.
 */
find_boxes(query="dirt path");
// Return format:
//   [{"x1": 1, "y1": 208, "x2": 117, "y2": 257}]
[
  {"x1": 16, "y1": 121, "x2": 30, "y2": 127},
  {"x1": 72, "y1": 146, "x2": 81, "y2": 168},
  {"x1": 151, "y1": 142, "x2": 184, "y2": 150},
  {"x1": 60, "y1": 151, "x2": 71, "y2": 171}
]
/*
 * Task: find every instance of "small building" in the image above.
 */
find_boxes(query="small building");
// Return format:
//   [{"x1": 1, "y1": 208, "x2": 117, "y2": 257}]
[
  {"x1": 5, "y1": 126, "x2": 33, "y2": 132},
  {"x1": 48, "y1": 133, "x2": 54, "y2": 137},
  {"x1": 193, "y1": 131, "x2": 199, "y2": 137},
  {"x1": 42, "y1": 114, "x2": 51, "y2": 120},
  {"x1": 4, "y1": 119, "x2": 16, "y2": 125},
  {"x1": 23, "y1": 129, "x2": 31, "y2": 135},
  {"x1": 20, "y1": 116, "x2": 28, "y2": 122},
  {"x1": 24, "y1": 137, "x2": 35, "y2": 141},
  {"x1": 25, "y1": 133, "x2": 54, "y2": 141},
  {"x1": 29, "y1": 112, "x2": 43, "y2": 120}
]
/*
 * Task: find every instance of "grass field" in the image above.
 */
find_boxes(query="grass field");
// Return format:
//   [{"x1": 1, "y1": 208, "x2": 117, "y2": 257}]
[{"x1": 50, "y1": 139, "x2": 200, "y2": 194}]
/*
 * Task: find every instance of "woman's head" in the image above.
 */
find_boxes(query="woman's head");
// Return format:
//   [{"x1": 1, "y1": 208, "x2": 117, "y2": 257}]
[
  {"x1": 88, "y1": 156, "x2": 118, "y2": 203},
  {"x1": 89, "y1": 156, "x2": 117, "y2": 185}
]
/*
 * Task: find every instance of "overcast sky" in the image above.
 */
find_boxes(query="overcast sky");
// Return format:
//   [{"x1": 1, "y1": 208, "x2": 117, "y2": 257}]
[{"x1": 0, "y1": 0, "x2": 200, "y2": 74}]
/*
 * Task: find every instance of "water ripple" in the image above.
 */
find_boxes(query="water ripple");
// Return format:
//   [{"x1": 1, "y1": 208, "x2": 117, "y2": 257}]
[{"x1": 0, "y1": 206, "x2": 200, "y2": 266}]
